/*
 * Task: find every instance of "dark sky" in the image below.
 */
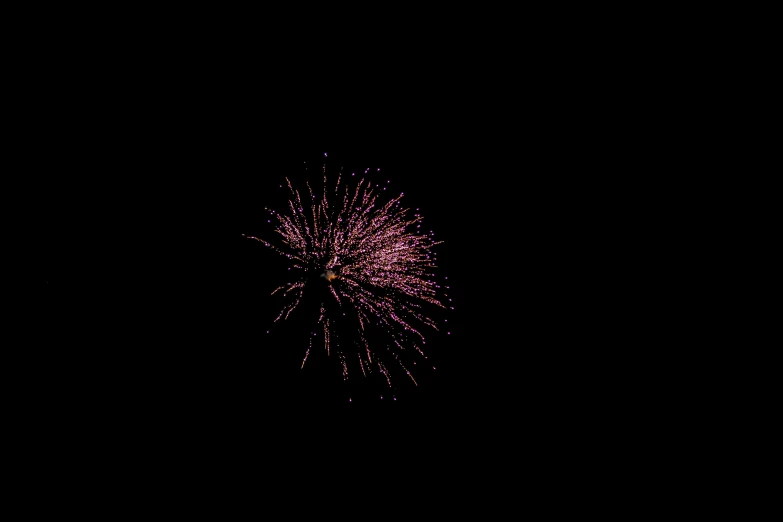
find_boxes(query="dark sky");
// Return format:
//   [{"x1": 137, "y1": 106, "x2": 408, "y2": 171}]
[{"x1": 26, "y1": 25, "x2": 639, "y2": 457}]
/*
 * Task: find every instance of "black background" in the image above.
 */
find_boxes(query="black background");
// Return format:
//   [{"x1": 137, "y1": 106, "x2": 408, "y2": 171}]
[{"x1": 17, "y1": 11, "x2": 676, "y2": 498}]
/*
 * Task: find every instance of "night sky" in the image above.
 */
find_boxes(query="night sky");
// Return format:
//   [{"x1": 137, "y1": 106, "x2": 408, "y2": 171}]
[{"x1": 24, "y1": 22, "x2": 639, "y2": 468}]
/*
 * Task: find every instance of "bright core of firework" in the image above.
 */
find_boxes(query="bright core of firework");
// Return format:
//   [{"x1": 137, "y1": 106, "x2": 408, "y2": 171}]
[{"x1": 245, "y1": 165, "x2": 447, "y2": 387}]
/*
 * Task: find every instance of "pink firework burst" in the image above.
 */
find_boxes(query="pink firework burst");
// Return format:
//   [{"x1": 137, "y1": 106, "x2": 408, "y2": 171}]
[{"x1": 245, "y1": 157, "x2": 449, "y2": 388}]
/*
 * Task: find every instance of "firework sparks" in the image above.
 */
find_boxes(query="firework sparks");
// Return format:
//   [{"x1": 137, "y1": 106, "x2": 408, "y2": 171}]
[{"x1": 245, "y1": 157, "x2": 449, "y2": 388}]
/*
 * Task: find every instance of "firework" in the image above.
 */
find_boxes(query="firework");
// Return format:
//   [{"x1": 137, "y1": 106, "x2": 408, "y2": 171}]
[{"x1": 245, "y1": 156, "x2": 451, "y2": 389}]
